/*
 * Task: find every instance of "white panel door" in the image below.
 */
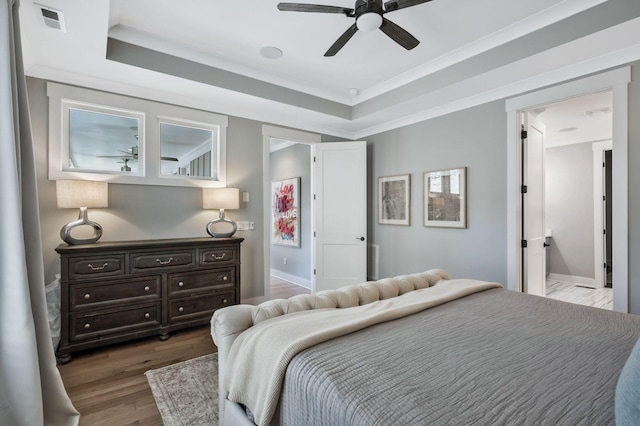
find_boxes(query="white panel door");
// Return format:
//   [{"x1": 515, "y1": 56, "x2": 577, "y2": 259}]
[
  {"x1": 523, "y1": 113, "x2": 547, "y2": 296},
  {"x1": 313, "y1": 141, "x2": 367, "y2": 292}
]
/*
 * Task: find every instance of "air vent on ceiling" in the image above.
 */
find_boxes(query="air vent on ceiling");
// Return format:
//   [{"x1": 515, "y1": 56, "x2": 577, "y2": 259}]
[{"x1": 36, "y1": 4, "x2": 66, "y2": 32}]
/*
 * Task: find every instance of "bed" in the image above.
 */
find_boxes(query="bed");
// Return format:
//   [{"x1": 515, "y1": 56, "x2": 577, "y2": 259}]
[{"x1": 211, "y1": 270, "x2": 640, "y2": 426}]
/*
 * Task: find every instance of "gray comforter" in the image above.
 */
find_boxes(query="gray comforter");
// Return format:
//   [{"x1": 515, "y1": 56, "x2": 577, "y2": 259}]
[{"x1": 279, "y1": 288, "x2": 640, "y2": 425}]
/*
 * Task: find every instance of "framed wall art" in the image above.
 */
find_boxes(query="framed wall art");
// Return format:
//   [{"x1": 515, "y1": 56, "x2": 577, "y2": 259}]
[
  {"x1": 423, "y1": 167, "x2": 466, "y2": 228},
  {"x1": 271, "y1": 177, "x2": 300, "y2": 246},
  {"x1": 378, "y1": 174, "x2": 411, "y2": 226}
]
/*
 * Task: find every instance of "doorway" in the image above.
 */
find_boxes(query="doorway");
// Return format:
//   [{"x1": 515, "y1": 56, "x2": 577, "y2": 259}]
[
  {"x1": 269, "y1": 139, "x2": 314, "y2": 296},
  {"x1": 521, "y1": 91, "x2": 613, "y2": 309},
  {"x1": 262, "y1": 126, "x2": 320, "y2": 301},
  {"x1": 505, "y1": 67, "x2": 630, "y2": 313},
  {"x1": 261, "y1": 126, "x2": 368, "y2": 300}
]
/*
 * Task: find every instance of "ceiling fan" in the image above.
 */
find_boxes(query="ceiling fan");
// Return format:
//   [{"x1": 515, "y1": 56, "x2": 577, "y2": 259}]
[
  {"x1": 97, "y1": 146, "x2": 179, "y2": 172},
  {"x1": 277, "y1": 0, "x2": 433, "y2": 56}
]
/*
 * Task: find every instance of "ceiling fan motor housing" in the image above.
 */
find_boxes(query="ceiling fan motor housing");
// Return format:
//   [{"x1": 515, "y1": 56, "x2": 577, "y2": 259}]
[{"x1": 355, "y1": 0, "x2": 384, "y2": 31}]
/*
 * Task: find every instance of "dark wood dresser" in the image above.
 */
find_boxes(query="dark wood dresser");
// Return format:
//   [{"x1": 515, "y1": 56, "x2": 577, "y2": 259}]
[{"x1": 55, "y1": 237, "x2": 243, "y2": 363}]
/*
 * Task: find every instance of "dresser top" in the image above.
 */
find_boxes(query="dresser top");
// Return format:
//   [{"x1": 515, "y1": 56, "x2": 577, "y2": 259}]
[{"x1": 55, "y1": 236, "x2": 244, "y2": 254}]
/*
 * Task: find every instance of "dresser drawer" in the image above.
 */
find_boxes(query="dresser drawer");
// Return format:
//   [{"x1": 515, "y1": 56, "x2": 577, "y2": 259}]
[
  {"x1": 70, "y1": 276, "x2": 161, "y2": 311},
  {"x1": 130, "y1": 250, "x2": 195, "y2": 272},
  {"x1": 200, "y1": 247, "x2": 237, "y2": 266},
  {"x1": 169, "y1": 269, "x2": 235, "y2": 296},
  {"x1": 70, "y1": 303, "x2": 160, "y2": 342},
  {"x1": 168, "y1": 291, "x2": 234, "y2": 322},
  {"x1": 68, "y1": 255, "x2": 125, "y2": 279}
]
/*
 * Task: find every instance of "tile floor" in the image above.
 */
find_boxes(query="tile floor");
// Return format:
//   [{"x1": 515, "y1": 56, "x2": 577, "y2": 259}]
[{"x1": 545, "y1": 279, "x2": 613, "y2": 310}]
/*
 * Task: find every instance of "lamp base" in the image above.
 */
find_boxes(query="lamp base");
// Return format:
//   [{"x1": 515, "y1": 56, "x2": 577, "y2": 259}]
[
  {"x1": 60, "y1": 207, "x2": 103, "y2": 245},
  {"x1": 206, "y1": 209, "x2": 237, "y2": 238}
]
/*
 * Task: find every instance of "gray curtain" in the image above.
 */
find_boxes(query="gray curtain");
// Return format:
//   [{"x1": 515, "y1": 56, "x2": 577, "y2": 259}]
[{"x1": 0, "y1": 0, "x2": 79, "y2": 424}]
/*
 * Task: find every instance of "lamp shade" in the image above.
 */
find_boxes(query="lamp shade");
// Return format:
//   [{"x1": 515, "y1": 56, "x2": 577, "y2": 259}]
[
  {"x1": 203, "y1": 188, "x2": 240, "y2": 210},
  {"x1": 56, "y1": 180, "x2": 108, "y2": 208}
]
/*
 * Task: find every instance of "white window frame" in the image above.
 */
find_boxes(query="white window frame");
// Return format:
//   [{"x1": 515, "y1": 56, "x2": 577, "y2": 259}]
[{"x1": 48, "y1": 82, "x2": 228, "y2": 187}]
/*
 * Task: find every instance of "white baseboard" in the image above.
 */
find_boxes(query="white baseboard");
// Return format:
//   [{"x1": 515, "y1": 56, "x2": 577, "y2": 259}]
[
  {"x1": 547, "y1": 273, "x2": 597, "y2": 289},
  {"x1": 270, "y1": 269, "x2": 311, "y2": 289}
]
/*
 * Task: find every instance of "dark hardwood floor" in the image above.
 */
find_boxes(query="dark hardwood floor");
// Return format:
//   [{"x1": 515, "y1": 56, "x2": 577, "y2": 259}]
[{"x1": 57, "y1": 277, "x2": 308, "y2": 425}]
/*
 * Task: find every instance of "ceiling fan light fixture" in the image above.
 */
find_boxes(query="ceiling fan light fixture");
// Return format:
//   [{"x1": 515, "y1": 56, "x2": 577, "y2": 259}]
[{"x1": 356, "y1": 12, "x2": 382, "y2": 32}]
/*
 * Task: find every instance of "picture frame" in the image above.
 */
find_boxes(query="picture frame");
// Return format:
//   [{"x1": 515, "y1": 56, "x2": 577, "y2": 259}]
[
  {"x1": 271, "y1": 177, "x2": 301, "y2": 247},
  {"x1": 378, "y1": 174, "x2": 411, "y2": 226},
  {"x1": 423, "y1": 167, "x2": 466, "y2": 228}
]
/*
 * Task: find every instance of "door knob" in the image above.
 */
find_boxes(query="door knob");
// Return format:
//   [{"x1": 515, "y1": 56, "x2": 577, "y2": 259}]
[
  {"x1": 543, "y1": 242, "x2": 550, "y2": 247},
  {"x1": 356, "y1": 237, "x2": 365, "y2": 241}
]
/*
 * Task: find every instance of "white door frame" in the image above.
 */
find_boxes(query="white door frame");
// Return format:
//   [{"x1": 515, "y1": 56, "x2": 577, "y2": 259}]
[
  {"x1": 593, "y1": 140, "x2": 613, "y2": 289},
  {"x1": 505, "y1": 67, "x2": 630, "y2": 312},
  {"x1": 262, "y1": 125, "x2": 321, "y2": 300}
]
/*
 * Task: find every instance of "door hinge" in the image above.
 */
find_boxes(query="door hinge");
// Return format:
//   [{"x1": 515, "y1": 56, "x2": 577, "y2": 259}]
[
  {"x1": 521, "y1": 240, "x2": 527, "y2": 248},
  {"x1": 521, "y1": 130, "x2": 528, "y2": 139},
  {"x1": 604, "y1": 263, "x2": 607, "y2": 269},
  {"x1": 314, "y1": 269, "x2": 316, "y2": 275},
  {"x1": 313, "y1": 231, "x2": 316, "y2": 237},
  {"x1": 313, "y1": 156, "x2": 316, "y2": 162},
  {"x1": 603, "y1": 229, "x2": 606, "y2": 235},
  {"x1": 603, "y1": 196, "x2": 606, "y2": 201},
  {"x1": 521, "y1": 185, "x2": 528, "y2": 194},
  {"x1": 314, "y1": 194, "x2": 316, "y2": 200}
]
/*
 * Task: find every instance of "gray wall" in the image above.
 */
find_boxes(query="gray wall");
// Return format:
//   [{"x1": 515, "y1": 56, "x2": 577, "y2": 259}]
[
  {"x1": 269, "y1": 144, "x2": 312, "y2": 284},
  {"x1": 28, "y1": 60, "x2": 640, "y2": 314},
  {"x1": 366, "y1": 102, "x2": 508, "y2": 285},
  {"x1": 629, "y1": 63, "x2": 640, "y2": 315},
  {"x1": 366, "y1": 62, "x2": 640, "y2": 314},
  {"x1": 545, "y1": 142, "x2": 595, "y2": 279},
  {"x1": 28, "y1": 77, "x2": 267, "y2": 301}
]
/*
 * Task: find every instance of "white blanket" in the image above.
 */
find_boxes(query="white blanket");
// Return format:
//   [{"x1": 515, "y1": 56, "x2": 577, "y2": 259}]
[{"x1": 223, "y1": 279, "x2": 502, "y2": 426}]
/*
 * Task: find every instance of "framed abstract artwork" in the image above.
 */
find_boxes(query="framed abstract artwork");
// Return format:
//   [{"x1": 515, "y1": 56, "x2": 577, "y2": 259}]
[
  {"x1": 423, "y1": 167, "x2": 466, "y2": 228},
  {"x1": 378, "y1": 174, "x2": 411, "y2": 226},
  {"x1": 271, "y1": 177, "x2": 300, "y2": 246}
]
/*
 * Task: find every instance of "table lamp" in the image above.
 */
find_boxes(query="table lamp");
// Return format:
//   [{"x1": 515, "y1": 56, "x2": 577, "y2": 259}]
[
  {"x1": 56, "y1": 180, "x2": 108, "y2": 245},
  {"x1": 203, "y1": 187, "x2": 240, "y2": 238}
]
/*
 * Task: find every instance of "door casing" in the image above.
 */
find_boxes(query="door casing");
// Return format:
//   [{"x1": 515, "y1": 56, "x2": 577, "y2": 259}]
[{"x1": 505, "y1": 67, "x2": 630, "y2": 312}]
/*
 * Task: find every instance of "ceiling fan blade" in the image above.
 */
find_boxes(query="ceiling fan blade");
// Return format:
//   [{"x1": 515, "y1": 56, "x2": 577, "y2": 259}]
[
  {"x1": 384, "y1": 0, "x2": 432, "y2": 13},
  {"x1": 380, "y1": 18, "x2": 419, "y2": 50},
  {"x1": 161, "y1": 156, "x2": 179, "y2": 162},
  {"x1": 278, "y1": 3, "x2": 354, "y2": 16},
  {"x1": 96, "y1": 155, "x2": 135, "y2": 159},
  {"x1": 324, "y1": 23, "x2": 359, "y2": 57}
]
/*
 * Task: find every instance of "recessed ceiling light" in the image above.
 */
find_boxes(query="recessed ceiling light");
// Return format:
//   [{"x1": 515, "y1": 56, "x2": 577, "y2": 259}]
[
  {"x1": 559, "y1": 127, "x2": 578, "y2": 133},
  {"x1": 260, "y1": 46, "x2": 283, "y2": 59}
]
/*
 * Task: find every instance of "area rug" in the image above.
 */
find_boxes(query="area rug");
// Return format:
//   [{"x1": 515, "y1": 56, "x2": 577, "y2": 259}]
[{"x1": 145, "y1": 353, "x2": 219, "y2": 425}]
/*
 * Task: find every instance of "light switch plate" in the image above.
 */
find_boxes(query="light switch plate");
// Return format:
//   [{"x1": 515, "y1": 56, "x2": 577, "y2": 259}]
[{"x1": 236, "y1": 221, "x2": 249, "y2": 231}]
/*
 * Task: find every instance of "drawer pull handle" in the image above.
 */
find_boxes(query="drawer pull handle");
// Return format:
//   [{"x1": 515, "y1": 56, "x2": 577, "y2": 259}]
[
  {"x1": 223, "y1": 276, "x2": 228, "y2": 281},
  {"x1": 156, "y1": 257, "x2": 174, "y2": 265},
  {"x1": 223, "y1": 299, "x2": 228, "y2": 304},
  {"x1": 178, "y1": 281, "x2": 184, "y2": 287},
  {"x1": 83, "y1": 293, "x2": 91, "y2": 300},
  {"x1": 144, "y1": 286, "x2": 150, "y2": 292},
  {"x1": 178, "y1": 307, "x2": 184, "y2": 312},
  {"x1": 84, "y1": 323, "x2": 91, "y2": 330},
  {"x1": 87, "y1": 262, "x2": 108, "y2": 271},
  {"x1": 212, "y1": 253, "x2": 226, "y2": 260},
  {"x1": 144, "y1": 313, "x2": 150, "y2": 319}
]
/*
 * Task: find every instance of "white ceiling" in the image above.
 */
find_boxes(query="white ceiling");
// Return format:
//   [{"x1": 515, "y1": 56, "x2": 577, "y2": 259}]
[
  {"x1": 17, "y1": 0, "x2": 640, "y2": 139},
  {"x1": 536, "y1": 91, "x2": 613, "y2": 148},
  {"x1": 107, "y1": 0, "x2": 589, "y2": 103}
]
